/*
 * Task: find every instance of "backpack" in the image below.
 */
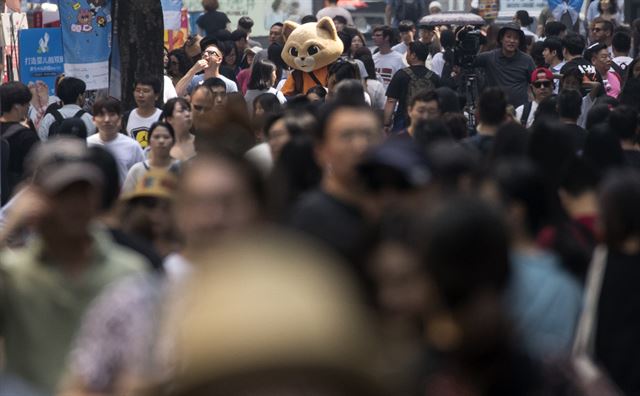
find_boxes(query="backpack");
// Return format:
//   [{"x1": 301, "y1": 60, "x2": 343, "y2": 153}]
[
  {"x1": 404, "y1": 67, "x2": 436, "y2": 105},
  {"x1": 1, "y1": 123, "x2": 28, "y2": 205},
  {"x1": 395, "y1": 0, "x2": 422, "y2": 24},
  {"x1": 48, "y1": 109, "x2": 87, "y2": 138}
]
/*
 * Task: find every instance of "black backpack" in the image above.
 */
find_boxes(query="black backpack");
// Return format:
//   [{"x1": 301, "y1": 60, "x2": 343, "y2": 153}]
[
  {"x1": 404, "y1": 67, "x2": 436, "y2": 105},
  {"x1": 48, "y1": 109, "x2": 86, "y2": 138},
  {"x1": 1, "y1": 123, "x2": 27, "y2": 205}
]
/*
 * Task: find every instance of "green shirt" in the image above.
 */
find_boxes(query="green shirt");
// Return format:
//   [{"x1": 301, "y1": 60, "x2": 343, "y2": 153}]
[{"x1": 0, "y1": 227, "x2": 147, "y2": 394}]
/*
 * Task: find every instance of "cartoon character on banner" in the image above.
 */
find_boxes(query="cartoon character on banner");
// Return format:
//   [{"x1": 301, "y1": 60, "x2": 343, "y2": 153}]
[
  {"x1": 71, "y1": 0, "x2": 110, "y2": 33},
  {"x1": 280, "y1": 17, "x2": 343, "y2": 97}
]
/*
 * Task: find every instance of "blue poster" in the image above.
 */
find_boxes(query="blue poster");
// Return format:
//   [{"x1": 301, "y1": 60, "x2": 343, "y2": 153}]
[
  {"x1": 162, "y1": 0, "x2": 183, "y2": 31},
  {"x1": 58, "y1": 0, "x2": 112, "y2": 90},
  {"x1": 19, "y1": 28, "x2": 65, "y2": 96}
]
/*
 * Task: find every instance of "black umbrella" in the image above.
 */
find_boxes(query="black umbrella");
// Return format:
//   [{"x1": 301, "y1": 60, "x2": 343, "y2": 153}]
[{"x1": 418, "y1": 12, "x2": 485, "y2": 27}]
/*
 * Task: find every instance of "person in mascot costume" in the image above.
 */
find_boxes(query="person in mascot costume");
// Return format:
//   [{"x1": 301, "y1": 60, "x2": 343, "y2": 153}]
[{"x1": 280, "y1": 16, "x2": 344, "y2": 97}]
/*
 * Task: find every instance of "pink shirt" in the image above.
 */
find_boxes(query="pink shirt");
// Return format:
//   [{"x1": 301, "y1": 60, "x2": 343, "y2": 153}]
[
  {"x1": 604, "y1": 70, "x2": 621, "y2": 98},
  {"x1": 236, "y1": 68, "x2": 251, "y2": 95}
]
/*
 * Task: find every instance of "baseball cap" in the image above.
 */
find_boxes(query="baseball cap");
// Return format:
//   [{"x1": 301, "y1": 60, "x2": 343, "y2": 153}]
[
  {"x1": 244, "y1": 45, "x2": 263, "y2": 55},
  {"x1": 530, "y1": 67, "x2": 553, "y2": 83},
  {"x1": 27, "y1": 137, "x2": 102, "y2": 194},
  {"x1": 122, "y1": 169, "x2": 178, "y2": 201},
  {"x1": 429, "y1": 1, "x2": 442, "y2": 10},
  {"x1": 358, "y1": 138, "x2": 431, "y2": 190}
]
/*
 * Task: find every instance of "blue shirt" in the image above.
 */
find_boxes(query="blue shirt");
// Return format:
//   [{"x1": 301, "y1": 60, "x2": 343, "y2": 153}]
[
  {"x1": 187, "y1": 73, "x2": 238, "y2": 95},
  {"x1": 505, "y1": 250, "x2": 583, "y2": 359}
]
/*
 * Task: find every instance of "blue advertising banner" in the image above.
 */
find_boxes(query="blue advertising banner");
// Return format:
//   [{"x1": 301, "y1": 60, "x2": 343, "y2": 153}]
[
  {"x1": 162, "y1": 0, "x2": 183, "y2": 31},
  {"x1": 58, "y1": 0, "x2": 112, "y2": 90},
  {"x1": 19, "y1": 28, "x2": 65, "y2": 96}
]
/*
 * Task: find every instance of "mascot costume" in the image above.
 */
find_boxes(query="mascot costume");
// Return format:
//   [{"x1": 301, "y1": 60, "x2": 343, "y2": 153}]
[{"x1": 281, "y1": 17, "x2": 344, "y2": 97}]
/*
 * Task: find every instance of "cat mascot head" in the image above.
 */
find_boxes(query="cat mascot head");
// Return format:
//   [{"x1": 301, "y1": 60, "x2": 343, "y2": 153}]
[{"x1": 281, "y1": 17, "x2": 344, "y2": 73}]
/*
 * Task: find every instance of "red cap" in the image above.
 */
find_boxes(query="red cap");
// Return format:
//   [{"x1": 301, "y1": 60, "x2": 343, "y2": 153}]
[{"x1": 530, "y1": 67, "x2": 553, "y2": 83}]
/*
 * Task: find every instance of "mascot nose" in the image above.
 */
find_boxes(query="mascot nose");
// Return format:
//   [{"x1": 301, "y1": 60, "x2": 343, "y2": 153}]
[{"x1": 300, "y1": 56, "x2": 306, "y2": 61}]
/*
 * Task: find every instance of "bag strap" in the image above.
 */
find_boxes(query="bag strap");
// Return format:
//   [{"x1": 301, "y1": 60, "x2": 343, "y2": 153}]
[
  {"x1": 520, "y1": 102, "x2": 533, "y2": 126},
  {"x1": 51, "y1": 109, "x2": 65, "y2": 125},
  {"x1": 292, "y1": 70, "x2": 303, "y2": 95},
  {"x1": 73, "y1": 109, "x2": 86, "y2": 118},
  {"x1": 404, "y1": 67, "x2": 416, "y2": 80},
  {"x1": 308, "y1": 71, "x2": 323, "y2": 86},
  {"x1": 2, "y1": 123, "x2": 25, "y2": 141}
]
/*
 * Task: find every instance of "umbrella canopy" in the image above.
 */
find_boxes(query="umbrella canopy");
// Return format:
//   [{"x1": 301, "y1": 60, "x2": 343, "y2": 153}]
[{"x1": 418, "y1": 12, "x2": 485, "y2": 27}]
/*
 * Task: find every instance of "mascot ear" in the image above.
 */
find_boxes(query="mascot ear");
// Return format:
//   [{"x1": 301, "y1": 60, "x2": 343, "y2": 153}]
[
  {"x1": 316, "y1": 16, "x2": 339, "y2": 41},
  {"x1": 283, "y1": 21, "x2": 300, "y2": 42}
]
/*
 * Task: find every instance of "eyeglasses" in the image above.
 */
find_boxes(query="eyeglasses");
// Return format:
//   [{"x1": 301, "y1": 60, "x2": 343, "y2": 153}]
[
  {"x1": 532, "y1": 81, "x2": 552, "y2": 88},
  {"x1": 202, "y1": 49, "x2": 220, "y2": 58}
]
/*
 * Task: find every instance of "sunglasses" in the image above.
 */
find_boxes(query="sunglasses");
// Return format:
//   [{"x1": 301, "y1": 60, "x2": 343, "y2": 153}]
[{"x1": 532, "y1": 81, "x2": 552, "y2": 88}]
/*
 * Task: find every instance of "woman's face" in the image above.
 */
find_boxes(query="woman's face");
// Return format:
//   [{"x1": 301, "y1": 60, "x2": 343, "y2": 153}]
[
  {"x1": 149, "y1": 126, "x2": 174, "y2": 157},
  {"x1": 351, "y1": 36, "x2": 364, "y2": 53},
  {"x1": 168, "y1": 55, "x2": 180, "y2": 75},
  {"x1": 168, "y1": 102, "x2": 192, "y2": 131},
  {"x1": 254, "y1": 101, "x2": 264, "y2": 117},
  {"x1": 268, "y1": 118, "x2": 290, "y2": 160},
  {"x1": 225, "y1": 50, "x2": 237, "y2": 66},
  {"x1": 163, "y1": 50, "x2": 169, "y2": 69}
]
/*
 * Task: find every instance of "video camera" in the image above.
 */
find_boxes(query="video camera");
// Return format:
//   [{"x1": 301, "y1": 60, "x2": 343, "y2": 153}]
[{"x1": 453, "y1": 25, "x2": 484, "y2": 69}]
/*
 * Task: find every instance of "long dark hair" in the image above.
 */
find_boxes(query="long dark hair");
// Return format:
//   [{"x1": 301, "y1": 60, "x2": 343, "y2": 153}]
[
  {"x1": 353, "y1": 47, "x2": 377, "y2": 81},
  {"x1": 248, "y1": 60, "x2": 277, "y2": 90},
  {"x1": 598, "y1": 0, "x2": 618, "y2": 14}
]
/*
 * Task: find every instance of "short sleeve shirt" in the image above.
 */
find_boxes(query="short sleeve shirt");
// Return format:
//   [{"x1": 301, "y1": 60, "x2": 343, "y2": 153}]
[
  {"x1": 186, "y1": 74, "x2": 238, "y2": 95},
  {"x1": 386, "y1": 65, "x2": 441, "y2": 124},
  {"x1": 373, "y1": 51, "x2": 408, "y2": 90},
  {"x1": 474, "y1": 49, "x2": 535, "y2": 108},
  {"x1": 196, "y1": 11, "x2": 230, "y2": 37}
]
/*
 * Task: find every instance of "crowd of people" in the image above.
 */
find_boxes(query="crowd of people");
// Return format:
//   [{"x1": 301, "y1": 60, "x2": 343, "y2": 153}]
[{"x1": 3, "y1": 0, "x2": 640, "y2": 395}]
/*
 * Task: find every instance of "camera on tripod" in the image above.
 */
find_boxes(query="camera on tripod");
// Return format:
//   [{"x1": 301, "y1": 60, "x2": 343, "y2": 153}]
[{"x1": 453, "y1": 25, "x2": 484, "y2": 69}]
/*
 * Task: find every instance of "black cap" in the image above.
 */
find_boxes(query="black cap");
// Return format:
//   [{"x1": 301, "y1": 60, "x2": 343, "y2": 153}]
[{"x1": 497, "y1": 22, "x2": 525, "y2": 45}]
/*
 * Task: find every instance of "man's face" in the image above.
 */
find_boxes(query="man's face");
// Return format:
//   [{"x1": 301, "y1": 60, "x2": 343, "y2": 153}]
[
  {"x1": 175, "y1": 158, "x2": 258, "y2": 249},
  {"x1": 134, "y1": 84, "x2": 158, "y2": 108},
  {"x1": 409, "y1": 100, "x2": 441, "y2": 125},
  {"x1": 316, "y1": 108, "x2": 383, "y2": 186},
  {"x1": 531, "y1": 74, "x2": 553, "y2": 101},
  {"x1": 372, "y1": 30, "x2": 385, "y2": 47},
  {"x1": 333, "y1": 18, "x2": 345, "y2": 32},
  {"x1": 502, "y1": 30, "x2": 520, "y2": 54},
  {"x1": 269, "y1": 25, "x2": 282, "y2": 45},
  {"x1": 592, "y1": 48, "x2": 612, "y2": 73},
  {"x1": 420, "y1": 28, "x2": 435, "y2": 44},
  {"x1": 590, "y1": 22, "x2": 610, "y2": 43},
  {"x1": 202, "y1": 45, "x2": 223, "y2": 69},
  {"x1": 42, "y1": 182, "x2": 99, "y2": 238},
  {"x1": 400, "y1": 29, "x2": 415, "y2": 44},
  {"x1": 211, "y1": 86, "x2": 227, "y2": 109},
  {"x1": 542, "y1": 47, "x2": 557, "y2": 65},
  {"x1": 191, "y1": 88, "x2": 213, "y2": 130},
  {"x1": 93, "y1": 110, "x2": 122, "y2": 135},
  {"x1": 235, "y1": 37, "x2": 248, "y2": 51}
]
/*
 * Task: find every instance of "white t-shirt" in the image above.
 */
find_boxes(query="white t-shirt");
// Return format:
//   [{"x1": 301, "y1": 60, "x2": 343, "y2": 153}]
[
  {"x1": 366, "y1": 79, "x2": 386, "y2": 110},
  {"x1": 126, "y1": 108, "x2": 162, "y2": 149},
  {"x1": 515, "y1": 101, "x2": 539, "y2": 128},
  {"x1": 373, "y1": 50, "x2": 408, "y2": 90},
  {"x1": 391, "y1": 42, "x2": 408, "y2": 55},
  {"x1": 163, "y1": 75, "x2": 178, "y2": 103},
  {"x1": 431, "y1": 51, "x2": 445, "y2": 77},
  {"x1": 87, "y1": 133, "x2": 145, "y2": 184}
]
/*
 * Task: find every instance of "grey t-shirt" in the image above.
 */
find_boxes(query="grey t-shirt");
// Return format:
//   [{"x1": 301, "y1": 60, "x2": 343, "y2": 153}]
[
  {"x1": 475, "y1": 48, "x2": 535, "y2": 108},
  {"x1": 187, "y1": 73, "x2": 238, "y2": 95}
]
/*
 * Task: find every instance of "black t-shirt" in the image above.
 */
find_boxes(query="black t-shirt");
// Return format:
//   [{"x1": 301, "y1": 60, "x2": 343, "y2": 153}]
[
  {"x1": 1, "y1": 122, "x2": 38, "y2": 205},
  {"x1": 596, "y1": 249, "x2": 640, "y2": 395},
  {"x1": 623, "y1": 150, "x2": 640, "y2": 169},
  {"x1": 196, "y1": 11, "x2": 230, "y2": 38},
  {"x1": 461, "y1": 133, "x2": 494, "y2": 161},
  {"x1": 563, "y1": 123, "x2": 587, "y2": 151},
  {"x1": 288, "y1": 189, "x2": 368, "y2": 265},
  {"x1": 386, "y1": 65, "x2": 441, "y2": 126}
]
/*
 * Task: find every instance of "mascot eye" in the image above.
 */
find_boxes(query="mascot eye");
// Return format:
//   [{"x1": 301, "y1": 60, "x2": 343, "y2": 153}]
[
  {"x1": 307, "y1": 45, "x2": 320, "y2": 55},
  {"x1": 289, "y1": 47, "x2": 299, "y2": 57}
]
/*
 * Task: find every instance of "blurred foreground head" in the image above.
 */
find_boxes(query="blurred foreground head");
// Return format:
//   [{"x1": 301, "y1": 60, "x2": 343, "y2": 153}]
[{"x1": 156, "y1": 231, "x2": 384, "y2": 396}]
